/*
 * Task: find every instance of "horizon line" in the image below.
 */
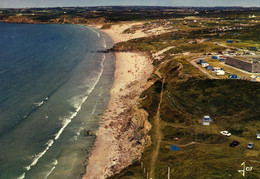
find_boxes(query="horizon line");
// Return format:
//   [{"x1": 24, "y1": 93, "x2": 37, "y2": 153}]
[{"x1": 1, "y1": 5, "x2": 260, "y2": 9}]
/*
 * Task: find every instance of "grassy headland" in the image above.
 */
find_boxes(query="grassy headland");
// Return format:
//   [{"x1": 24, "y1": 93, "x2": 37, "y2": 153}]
[
  {"x1": 107, "y1": 8, "x2": 260, "y2": 179},
  {"x1": 1, "y1": 6, "x2": 259, "y2": 178}
]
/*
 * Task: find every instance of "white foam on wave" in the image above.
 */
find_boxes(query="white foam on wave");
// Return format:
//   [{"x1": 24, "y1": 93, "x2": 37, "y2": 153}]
[
  {"x1": 34, "y1": 97, "x2": 49, "y2": 107},
  {"x1": 91, "y1": 100, "x2": 98, "y2": 116},
  {"x1": 44, "y1": 160, "x2": 58, "y2": 179},
  {"x1": 19, "y1": 54, "x2": 106, "y2": 178},
  {"x1": 86, "y1": 26, "x2": 101, "y2": 38},
  {"x1": 69, "y1": 95, "x2": 84, "y2": 109},
  {"x1": 85, "y1": 26, "x2": 109, "y2": 49},
  {"x1": 73, "y1": 94, "x2": 100, "y2": 141},
  {"x1": 54, "y1": 112, "x2": 77, "y2": 140},
  {"x1": 34, "y1": 101, "x2": 44, "y2": 107},
  {"x1": 70, "y1": 53, "x2": 105, "y2": 111},
  {"x1": 16, "y1": 173, "x2": 25, "y2": 179},
  {"x1": 20, "y1": 139, "x2": 54, "y2": 179},
  {"x1": 74, "y1": 125, "x2": 84, "y2": 141},
  {"x1": 102, "y1": 39, "x2": 107, "y2": 48},
  {"x1": 72, "y1": 54, "x2": 105, "y2": 141}
]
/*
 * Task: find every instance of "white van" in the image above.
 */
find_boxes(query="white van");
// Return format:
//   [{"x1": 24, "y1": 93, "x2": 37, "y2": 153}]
[
  {"x1": 212, "y1": 67, "x2": 221, "y2": 73},
  {"x1": 217, "y1": 70, "x2": 225, "y2": 76},
  {"x1": 201, "y1": 62, "x2": 209, "y2": 68}
]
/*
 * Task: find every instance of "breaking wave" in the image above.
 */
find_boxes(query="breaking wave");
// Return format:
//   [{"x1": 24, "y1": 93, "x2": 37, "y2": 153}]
[
  {"x1": 44, "y1": 160, "x2": 58, "y2": 179},
  {"x1": 18, "y1": 54, "x2": 106, "y2": 179},
  {"x1": 34, "y1": 97, "x2": 48, "y2": 107},
  {"x1": 86, "y1": 26, "x2": 101, "y2": 38}
]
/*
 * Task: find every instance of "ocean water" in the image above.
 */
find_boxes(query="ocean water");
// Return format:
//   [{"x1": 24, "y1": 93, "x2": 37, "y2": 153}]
[{"x1": 0, "y1": 23, "x2": 115, "y2": 178}]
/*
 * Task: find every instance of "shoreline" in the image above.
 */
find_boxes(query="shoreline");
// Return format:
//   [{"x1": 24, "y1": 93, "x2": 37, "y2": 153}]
[{"x1": 83, "y1": 23, "x2": 153, "y2": 178}]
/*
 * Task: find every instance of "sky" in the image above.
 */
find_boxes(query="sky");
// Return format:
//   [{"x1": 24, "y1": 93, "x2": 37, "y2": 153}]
[{"x1": 0, "y1": 0, "x2": 260, "y2": 8}]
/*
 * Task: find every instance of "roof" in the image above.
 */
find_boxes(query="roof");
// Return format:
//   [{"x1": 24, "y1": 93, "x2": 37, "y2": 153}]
[
  {"x1": 231, "y1": 55, "x2": 260, "y2": 64},
  {"x1": 203, "y1": 115, "x2": 212, "y2": 122}
]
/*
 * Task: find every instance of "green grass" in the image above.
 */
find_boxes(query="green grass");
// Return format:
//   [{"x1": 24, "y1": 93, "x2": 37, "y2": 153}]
[
  {"x1": 107, "y1": 13, "x2": 260, "y2": 179},
  {"x1": 113, "y1": 58, "x2": 260, "y2": 179},
  {"x1": 108, "y1": 161, "x2": 144, "y2": 179},
  {"x1": 166, "y1": 42, "x2": 226, "y2": 54},
  {"x1": 220, "y1": 24, "x2": 260, "y2": 43},
  {"x1": 139, "y1": 80, "x2": 162, "y2": 118}
]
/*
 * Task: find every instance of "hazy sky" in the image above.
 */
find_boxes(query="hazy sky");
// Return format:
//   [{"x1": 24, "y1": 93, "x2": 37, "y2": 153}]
[{"x1": 0, "y1": 0, "x2": 260, "y2": 8}]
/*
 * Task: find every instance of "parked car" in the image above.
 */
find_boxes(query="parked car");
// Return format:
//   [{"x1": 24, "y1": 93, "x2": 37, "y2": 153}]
[
  {"x1": 257, "y1": 134, "x2": 260, "y2": 140},
  {"x1": 220, "y1": 131, "x2": 231, "y2": 137},
  {"x1": 229, "y1": 140, "x2": 240, "y2": 147},
  {"x1": 201, "y1": 62, "x2": 209, "y2": 68},
  {"x1": 247, "y1": 143, "x2": 254, "y2": 149},
  {"x1": 228, "y1": 74, "x2": 237, "y2": 79}
]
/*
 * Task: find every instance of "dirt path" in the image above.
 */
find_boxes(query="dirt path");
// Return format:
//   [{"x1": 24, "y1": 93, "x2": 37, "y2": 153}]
[
  {"x1": 178, "y1": 141, "x2": 200, "y2": 147},
  {"x1": 217, "y1": 42, "x2": 235, "y2": 49},
  {"x1": 149, "y1": 78, "x2": 165, "y2": 179},
  {"x1": 153, "y1": 59, "x2": 172, "y2": 78},
  {"x1": 189, "y1": 58, "x2": 218, "y2": 79}
]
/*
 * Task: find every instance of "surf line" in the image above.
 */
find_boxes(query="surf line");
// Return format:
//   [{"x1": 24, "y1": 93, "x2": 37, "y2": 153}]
[
  {"x1": 18, "y1": 54, "x2": 106, "y2": 179},
  {"x1": 74, "y1": 94, "x2": 100, "y2": 141},
  {"x1": 44, "y1": 160, "x2": 58, "y2": 179},
  {"x1": 86, "y1": 26, "x2": 101, "y2": 38}
]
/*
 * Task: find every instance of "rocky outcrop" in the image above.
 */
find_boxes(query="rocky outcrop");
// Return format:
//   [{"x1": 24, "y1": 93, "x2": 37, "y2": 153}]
[
  {"x1": 104, "y1": 104, "x2": 152, "y2": 177},
  {"x1": 130, "y1": 106, "x2": 152, "y2": 145}
]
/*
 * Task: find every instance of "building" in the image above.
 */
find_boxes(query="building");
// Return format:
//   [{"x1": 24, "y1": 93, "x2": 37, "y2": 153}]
[{"x1": 225, "y1": 56, "x2": 260, "y2": 73}]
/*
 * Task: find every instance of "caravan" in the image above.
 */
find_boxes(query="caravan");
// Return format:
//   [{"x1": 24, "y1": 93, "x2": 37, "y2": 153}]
[
  {"x1": 216, "y1": 70, "x2": 225, "y2": 76},
  {"x1": 201, "y1": 62, "x2": 209, "y2": 68},
  {"x1": 212, "y1": 67, "x2": 221, "y2": 73}
]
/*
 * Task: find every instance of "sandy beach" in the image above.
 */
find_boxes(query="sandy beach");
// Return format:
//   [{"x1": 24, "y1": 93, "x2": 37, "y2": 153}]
[{"x1": 83, "y1": 22, "x2": 153, "y2": 178}]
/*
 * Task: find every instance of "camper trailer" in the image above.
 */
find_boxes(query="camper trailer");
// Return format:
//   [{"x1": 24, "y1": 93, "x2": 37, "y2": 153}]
[
  {"x1": 216, "y1": 70, "x2": 225, "y2": 76},
  {"x1": 201, "y1": 62, "x2": 209, "y2": 68},
  {"x1": 212, "y1": 67, "x2": 221, "y2": 73}
]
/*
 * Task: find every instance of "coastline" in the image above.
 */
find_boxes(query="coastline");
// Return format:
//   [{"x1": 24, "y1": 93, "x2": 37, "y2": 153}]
[{"x1": 83, "y1": 23, "x2": 153, "y2": 178}]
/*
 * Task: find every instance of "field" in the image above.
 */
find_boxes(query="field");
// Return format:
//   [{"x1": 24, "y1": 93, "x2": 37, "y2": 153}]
[
  {"x1": 111, "y1": 57, "x2": 260, "y2": 179},
  {"x1": 108, "y1": 9, "x2": 260, "y2": 179}
]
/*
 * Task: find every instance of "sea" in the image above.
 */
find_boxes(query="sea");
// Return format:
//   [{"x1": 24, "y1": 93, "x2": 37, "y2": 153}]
[{"x1": 0, "y1": 23, "x2": 115, "y2": 179}]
